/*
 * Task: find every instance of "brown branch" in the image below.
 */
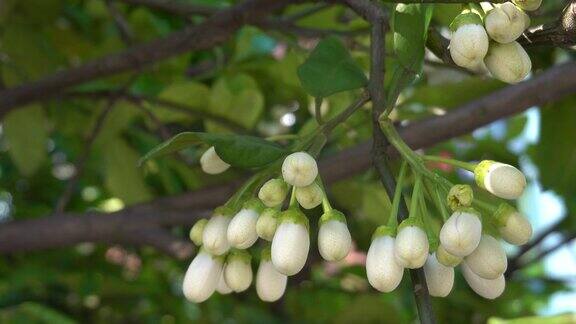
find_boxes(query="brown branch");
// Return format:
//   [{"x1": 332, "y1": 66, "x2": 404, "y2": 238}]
[
  {"x1": 0, "y1": 0, "x2": 302, "y2": 118},
  {"x1": 520, "y1": 0, "x2": 576, "y2": 47},
  {"x1": 1, "y1": 62, "x2": 576, "y2": 256}
]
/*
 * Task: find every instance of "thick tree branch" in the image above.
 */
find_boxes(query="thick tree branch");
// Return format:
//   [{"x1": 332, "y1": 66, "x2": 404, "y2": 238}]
[
  {"x1": 1, "y1": 62, "x2": 576, "y2": 256},
  {"x1": 0, "y1": 0, "x2": 301, "y2": 118}
]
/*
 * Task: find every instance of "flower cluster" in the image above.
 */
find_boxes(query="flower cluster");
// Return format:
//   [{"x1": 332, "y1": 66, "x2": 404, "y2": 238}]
[
  {"x1": 449, "y1": 1, "x2": 539, "y2": 83},
  {"x1": 182, "y1": 152, "x2": 352, "y2": 303},
  {"x1": 366, "y1": 159, "x2": 532, "y2": 299}
]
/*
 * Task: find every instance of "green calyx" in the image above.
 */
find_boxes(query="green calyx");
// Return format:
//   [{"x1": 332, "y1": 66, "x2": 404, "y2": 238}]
[
  {"x1": 243, "y1": 198, "x2": 265, "y2": 213},
  {"x1": 260, "y1": 207, "x2": 281, "y2": 220},
  {"x1": 453, "y1": 206, "x2": 481, "y2": 218},
  {"x1": 428, "y1": 236, "x2": 439, "y2": 252},
  {"x1": 492, "y1": 203, "x2": 516, "y2": 228},
  {"x1": 319, "y1": 209, "x2": 347, "y2": 226},
  {"x1": 447, "y1": 184, "x2": 474, "y2": 211},
  {"x1": 372, "y1": 225, "x2": 396, "y2": 240},
  {"x1": 474, "y1": 160, "x2": 495, "y2": 189},
  {"x1": 279, "y1": 208, "x2": 310, "y2": 230},
  {"x1": 450, "y1": 12, "x2": 483, "y2": 31},
  {"x1": 398, "y1": 217, "x2": 424, "y2": 232},
  {"x1": 227, "y1": 249, "x2": 252, "y2": 264},
  {"x1": 214, "y1": 206, "x2": 235, "y2": 217},
  {"x1": 261, "y1": 246, "x2": 272, "y2": 261}
]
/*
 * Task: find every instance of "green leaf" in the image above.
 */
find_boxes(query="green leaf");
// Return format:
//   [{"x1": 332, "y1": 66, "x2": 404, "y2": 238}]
[
  {"x1": 531, "y1": 98, "x2": 576, "y2": 211},
  {"x1": 104, "y1": 138, "x2": 152, "y2": 205},
  {"x1": 140, "y1": 132, "x2": 288, "y2": 169},
  {"x1": 8, "y1": 302, "x2": 77, "y2": 324},
  {"x1": 153, "y1": 81, "x2": 211, "y2": 123},
  {"x1": 297, "y1": 36, "x2": 367, "y2": 98},
  {"x1": 3, "y1": 104, "x2": 47, "y2": 176},
  {"x1": 387, "y1": 4, "x2": 433, "y2": 106}
]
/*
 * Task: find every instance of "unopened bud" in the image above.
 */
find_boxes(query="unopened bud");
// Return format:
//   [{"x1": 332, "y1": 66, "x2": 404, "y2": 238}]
[
  {"x1": 484, "y1": 42, "x2": 532, "y2": 84},
  {"x1": 182, "y1": 250, "x2": 223, "y2": 303},
  {"x1": 493, "y1": 203, "x2": 533, "y2": 245},
  {"x1": 223, "y1": 250, "x2": 253, "y2": 292},
  {"x1": 513, "y1": 0, "x2": 542, "y2": 11},
  {"x1": 271, "y1": 209, "x2": 310, "y2": 276},
  {"x1": 424, "y1": 253, "x2": 455, "y2": 297},
  {"x1": 256, "y1": 208, "x2": 280, "y2": 241},
  {"x1": 200, "y1": 146, "x2": 230, "y2": 175},
  {"x1": 295, "y1": 183, "x2": 324, "y2": 209},
  {"x1": 227, "y1": 201, "x2": 263, "y2": 249},
  {"x1": 436, "y1": 244, "x2": 462, "y2": 267},
  {"x1": 256, "y1": 249, "x2": 288, "y2": 302},
  {"x1": 439, "y1": 209, "x2": 482, "y2": 257},
  {"x1": 485, "y1": 3, "x2": 530, "y2": 43},
  {"x1": 258, "y1": 178, "x2": 288, "y2": 207},
  {"x1": 462, "y1": 262, "x2": 506, "y2": 299},
  {"x1": 203, "y1": 211, "x2": 232, "y2": 256},
  {"x1": 366, "y1": 227, "x2": 404, "y2": 293},
  {"x1": 394, "y1": 219, "x2": 429, "y2": 269},
  {"x1": 281, "y1": 152, "x2": 318, "y2": 187},
  {"x1": 475, "y1": 160, "x2": 527, "y2": 199},
  {"x1": 465, "y1": 234, "x2": 507, "y2": 279},
  {"x1": 189, "y1": 219, "x2": 208, "y2": 246},
  {"x1": 318, "y1": 210, "x2": 352, "y2": 262},
  {"x1": 447, "y1": 184, "x2": 474, "y2": 211},
  {"x1": 449, "y1": 13, "x2": 489, "y2": 69}
]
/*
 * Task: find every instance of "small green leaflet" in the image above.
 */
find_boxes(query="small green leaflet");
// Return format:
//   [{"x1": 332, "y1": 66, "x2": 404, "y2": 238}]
[
  {"x1": 297, "y1": 36, "x2": 367, "y2": 98},
  {"x1": 139, "y1": 132, "x2": 288, "y2": 169}
]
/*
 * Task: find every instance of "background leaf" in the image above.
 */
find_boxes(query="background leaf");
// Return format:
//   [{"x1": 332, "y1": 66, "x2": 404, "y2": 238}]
[{"x1": 297, "y1": 36, "x2": 367, "y2": 98}]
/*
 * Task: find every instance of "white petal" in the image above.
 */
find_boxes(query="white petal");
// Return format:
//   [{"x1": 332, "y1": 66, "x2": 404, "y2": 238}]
[
  {"x1": 439, "y1": 211, "x2": 482, "y2": 257},
  {"x1": 465, "y1": 235, "x2": 507, "y2": 279},
  {"x1": 366, "y1": 236, "x2": 404, "y2": 292},
  {"x1": 499, "y1": 212, "x2": 532, "y2": 245},
  {"x1": 200, "y1": 147, "x2": 230, "y2": 174},
  {"x1": 271, "y1": 222, "x2": 310, "y2": 276},
  {"x1": 216, "y1": 272, "x2": 232, "y2": 295},
  {"x1": 394, "y1": 226, "x2": 429, "y2": 269},
  {"x1": 202, "y1": 215, "x2": 231, "y2": 255},
  {"x1": 424, "y1": 253, "x2": 454, "y2": 297},
  {"x1": 256, "y1": 260, "x2": 287, "y2": 302},
  {"x1": 281, "y1": 152, "x2": 318, "y2": 187},
  {"x1": 227, "y1": 209, "x2": 259, "y2": 249},
  {"x1": 462, "y1": 262, "x2": 505, "y2": 299},
  {"x1": 182, "y1": 252, "x2": 222, "y2": 303},
  {"x1": 224, "y1": 259, "x2": 253, "y2": 292},
  {"x1": 318, "y1": 220, "x2": 352, "y2": 262}
]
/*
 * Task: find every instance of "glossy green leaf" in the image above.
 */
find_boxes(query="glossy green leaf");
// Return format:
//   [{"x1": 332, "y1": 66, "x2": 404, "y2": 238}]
[
  {"x1": 3, "y1": 105, "x2": 47, "y2": 176},
  {"x1": 297, "y1": 36, "x2": 367, "y2": 98},
  {"x1": 140, "y1": 132, "x2": 288, "y2": 168}
]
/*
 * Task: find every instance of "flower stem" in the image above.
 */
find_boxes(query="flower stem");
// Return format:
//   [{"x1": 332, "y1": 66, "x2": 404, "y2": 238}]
[
  {"x1": 289, "y1": 186, "x2": 298, "y2": 208},
  {"x1": 422, "y1": 155, "x2": 476, "y2": 172},
  {"x1": 387, "y1": 161, "x2": 408, "y2": 228},
  {"x1": 409, "y1": 173, "x2": 424, "y2": 219},
  {"x1": 473, "y1": 199, "x2": 498, "y2": 214}
]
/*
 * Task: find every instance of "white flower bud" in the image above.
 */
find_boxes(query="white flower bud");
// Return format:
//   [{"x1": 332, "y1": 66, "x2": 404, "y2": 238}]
[
  {"x1": 366, "y1": 228, "x2": 404, "y2": 292},
  {"x1": 258, "y1": 178, "x2": 289, "y2": 207},
  {"x1": 465, "y1": 234, "x2": 507, "y2": 279},
  {"x1": 202, "y1": 213, "x2": 231, "y2": 256},
  {"x1": 189, "y1": 219, "x2": 208, "y2": 246},
  {"x1": 216, "y1": 271, "x2": 232, "y2": 295},
  {"x1": 439, "y1": 210, "x2": 482, "y2": 257},
  {"x1": 513, "y1": 0, "x2": 542, "y2": 11},
  {"x1": 223, "y1": 250, "x2": 253, "y2": 292},
  {"x1": 295, "y1": 183, "x2": 324, "y2": 209},
  {"x1": 484, "y1": 42, "x2": 532, "y2": 84},
  {"x1": 256, "y1": 250, "x2": 287, "y2": 302},
  {"x1": 494, "y1": 204, "x2": 532, "y2": 245},
  {"x1": 424, "y1": 253, "x2": 454, "y2": 297},
  {"x1": 462, "y1": 262, "x2": 506, "y2": 299},
  {"x1": 281, "y1": 152, "x2": 318, "y2": 187},
  {"x1": 485, "y1": 3, "x2": 530, "y2": 43},
  {"x1": 475, "y1": 160, "x2": 527, "y2": 199},
  {"x1": 318, "y1": 210, "x2": 352, "y2": 262},
  {"x1": 182, "y1": 251, "x2": 223, "y2": 303},
  {"x1": 450, "y1": 24, "x2": 490, "y2": 69},
  {"x1": 256, "y1": 208, "x2": 280, "y2": 241},
  {"x1": 436, "y1": 244, "x2": 462, "y2": 267},
  {"x1": 271, "y1": 209, "x2": 310, "y2": 276},
  {"x1": 394, "y1": 221, "x2": 429, "y2": 269},
  {"x1": 227, "y1": 207, "x2": 260, "y2": 249},
  {"x1": 200, "y1": 146, "x2": 230, "y2": 175}
]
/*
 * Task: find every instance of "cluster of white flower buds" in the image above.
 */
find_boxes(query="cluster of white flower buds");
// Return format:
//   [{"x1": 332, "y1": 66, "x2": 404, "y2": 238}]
[
  {"x1": 182, "y1": 152, "x2": 352, "y2": 303},
  {"x1": 449, "y1": 1, "x2": 539, "y2": 83},
  {"x1": 365, "y1": 159, "x2": 532, "y2": 299}
]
